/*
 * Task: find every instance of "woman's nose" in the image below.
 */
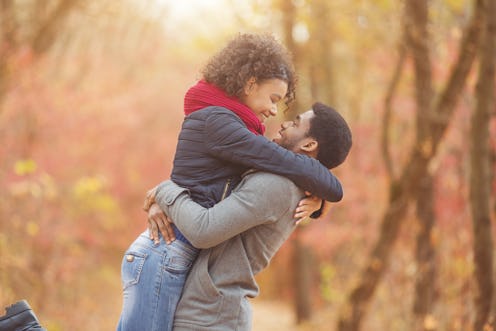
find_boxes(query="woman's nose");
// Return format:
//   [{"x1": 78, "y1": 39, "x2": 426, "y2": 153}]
[{"x1": 269, "y1": 106, "x2": 278, "y2": 117}]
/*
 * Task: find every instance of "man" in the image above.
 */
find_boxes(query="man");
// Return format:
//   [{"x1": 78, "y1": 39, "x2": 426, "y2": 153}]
[{"x1": 150, "y1": 102, "x2": 352, "y2": 330}]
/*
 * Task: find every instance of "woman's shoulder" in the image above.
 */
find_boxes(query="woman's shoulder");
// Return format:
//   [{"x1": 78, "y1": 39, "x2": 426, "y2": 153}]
[
  {"x1": 189, "y1": 106, "x2": 238, "y2": 117},
  {"x1": 183, "y1": 106, "x2": 244, "y2": 130},
  {"x1": 192, "y1": 106, "x2": 245, "y2": 128}
]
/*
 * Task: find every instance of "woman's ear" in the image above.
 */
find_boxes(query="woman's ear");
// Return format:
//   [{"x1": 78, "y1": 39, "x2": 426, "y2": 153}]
[{"x1": 243, "y1": 77, "x2": 257, "y2": 95}]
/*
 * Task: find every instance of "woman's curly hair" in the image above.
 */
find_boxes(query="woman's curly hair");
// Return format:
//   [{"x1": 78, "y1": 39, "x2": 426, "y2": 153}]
[{"x1": 201, "y1": 33, "x2": 297, "y2": 107}]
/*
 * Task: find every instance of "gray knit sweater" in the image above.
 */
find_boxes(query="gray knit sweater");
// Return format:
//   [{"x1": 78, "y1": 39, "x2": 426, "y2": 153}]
[{"x1": 155, "y1": 171, "x2": 303, "y2": 331}]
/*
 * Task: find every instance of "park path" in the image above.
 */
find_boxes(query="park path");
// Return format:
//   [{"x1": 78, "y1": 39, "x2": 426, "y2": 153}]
[{"x1": 251, "y1": 300, "x2": 300, "y2": 331}]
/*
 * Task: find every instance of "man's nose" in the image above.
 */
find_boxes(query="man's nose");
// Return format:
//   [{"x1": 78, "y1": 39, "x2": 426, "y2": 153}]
[{"x1": 281, "y1": 121, "x2": 291, "y2": 129}]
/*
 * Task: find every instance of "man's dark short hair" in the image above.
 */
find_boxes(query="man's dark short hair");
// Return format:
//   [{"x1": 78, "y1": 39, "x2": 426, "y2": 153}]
[{"x1": 308, "y1": 102, "x2": 352, "y2": 169}]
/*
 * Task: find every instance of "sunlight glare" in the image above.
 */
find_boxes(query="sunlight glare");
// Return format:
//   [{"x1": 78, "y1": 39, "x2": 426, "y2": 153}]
[{"x1": 153, "y1": 0, "x2": 231, "y2": 31}]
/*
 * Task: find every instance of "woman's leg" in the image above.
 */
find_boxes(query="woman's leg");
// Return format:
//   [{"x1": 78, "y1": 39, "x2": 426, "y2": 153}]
[{"x1": 116, "y1": 231, "x2": 197, "y2": 331}]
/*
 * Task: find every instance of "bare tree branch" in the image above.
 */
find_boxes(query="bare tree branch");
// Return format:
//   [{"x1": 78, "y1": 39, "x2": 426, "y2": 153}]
[
  {"x1": 337, "y1": 1, "x2": 484, "y2": 329},
  {"x1": 381, "y1": 40, "x2": 407, "y2": 181},
  {"x1": 470, "y1": 0, "x2": 496, "y2": 329},
  {"x1": 429, "y1": 0, "x2": 485, "y2": 151}
]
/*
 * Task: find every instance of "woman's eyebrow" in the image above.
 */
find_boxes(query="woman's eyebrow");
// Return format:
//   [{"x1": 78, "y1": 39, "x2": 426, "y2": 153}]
[{"x1": 271, "y1": 93, "x2": 283, "y2": 101}]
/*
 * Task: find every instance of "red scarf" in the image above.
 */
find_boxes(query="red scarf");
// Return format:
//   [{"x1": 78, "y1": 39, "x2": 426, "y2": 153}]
[{"x1": 183, "y1": 80, "x2": 265, "y2": 135}]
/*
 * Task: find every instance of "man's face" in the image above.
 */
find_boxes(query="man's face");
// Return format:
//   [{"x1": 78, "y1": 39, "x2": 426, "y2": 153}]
[{"x1": 272, "y1": 109, "x2": 314, "y2": 152}]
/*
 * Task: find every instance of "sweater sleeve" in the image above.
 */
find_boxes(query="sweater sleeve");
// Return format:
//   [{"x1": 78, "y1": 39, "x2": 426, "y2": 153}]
[
  {"x1": 204, "y1": 108, "x2": 343, "y2": 202},
  {"x1": 155, "y1": 176, "x2": 297, "y2": 249}
]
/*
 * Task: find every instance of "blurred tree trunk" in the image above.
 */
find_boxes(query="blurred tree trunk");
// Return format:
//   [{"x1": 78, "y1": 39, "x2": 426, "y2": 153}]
[
  {"x1": 279, "y1": 0, "x2": 303, "y2": 118},
  {"x1": 308, "y1": 0, "x2": 335, "y2": 105},
  {"x1": 337, "y1": 0, "x2": 484, "y2": 330},
  {"x1": 405, "y1": 1, "x2": 438, "y2": 329},
  {"x1": 292, "y1": 228, "x2": 313, "y2": 324},
  {"x1": 493, "y1": 148, "x2": 496, "y2": 331},
  {"x1": 279, "y1": 0, "x2": 313, "y2": 323},
  {"x1": 31, "y1": 0, "x2": 80, "y2": 54},
  {"x1": 0, "y1": 0, "x2": 18, "y2": 107},
  {"x1": 470, "y1": 0, "x2": 496, "y2": 329},
  {"x1": 413, "y1": 174, "x2": 437, "y2": 331},
  {"x1": 0, "y1": 0, "x2": 80, "y2": 113},
  {"x1": 280, "y1": 0, "x2": 298, "y2": 66}
]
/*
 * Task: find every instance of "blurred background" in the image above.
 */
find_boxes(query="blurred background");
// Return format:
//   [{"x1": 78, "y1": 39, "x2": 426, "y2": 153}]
[{"x1": 0, "y1": 0, "x2": 495, "y2": 330}]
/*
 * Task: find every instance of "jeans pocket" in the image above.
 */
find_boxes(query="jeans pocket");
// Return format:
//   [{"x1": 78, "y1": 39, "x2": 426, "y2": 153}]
[
  {"x1": 163, "y1": 248, "x2": 195, "y2": 274},
  {"x1": 164, "y1": 255, "x2": 193, "y2": 274},
  {"x1": 121, "y1": 251, "x2": 147, "y2": 290}
]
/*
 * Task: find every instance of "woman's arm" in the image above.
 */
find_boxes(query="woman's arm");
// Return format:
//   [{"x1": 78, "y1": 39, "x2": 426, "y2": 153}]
[{"x1": 205, "y1": 108, "x2": 343, "y2": 202}]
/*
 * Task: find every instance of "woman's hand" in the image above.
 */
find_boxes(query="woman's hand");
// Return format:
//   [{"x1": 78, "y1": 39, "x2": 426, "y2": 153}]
[
  {"x1": 147, "y1": 203, "x2": 176, "y2": 244},
  {"x1": 294, "y1": 192, "x2": 323, "y2": 224},
  {"x1": 143, "y1": 187, "x2": 158, "y2": 212}
]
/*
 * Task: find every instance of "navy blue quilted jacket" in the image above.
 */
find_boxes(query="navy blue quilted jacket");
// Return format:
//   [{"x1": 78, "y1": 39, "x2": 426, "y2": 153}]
[
  {"x1": 171, "y1": 106, "x2": 343, "y2": 242},
  {"x1": 171, "y1": 106, "x2": 343, "y2": 209}
]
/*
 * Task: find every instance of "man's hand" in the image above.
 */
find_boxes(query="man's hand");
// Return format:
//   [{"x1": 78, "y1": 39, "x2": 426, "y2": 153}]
[
  {"x1": 143, "y1": 187, "x2": 158, "y2": 212},
  {"x1": 147, "y1": 203, "x2": 176, "y2": 244},
  {"x1": 294, "y1": 191, "x2": 322, "y2": 224}
]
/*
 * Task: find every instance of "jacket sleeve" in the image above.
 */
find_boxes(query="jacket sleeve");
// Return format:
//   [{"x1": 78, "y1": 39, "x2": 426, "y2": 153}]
[
  {"x1": 155, "y1": 176, "x2": 296, "y2": 249},
  {"x1": 204, "y1": 108, "x2": 343, "y2": 202}
]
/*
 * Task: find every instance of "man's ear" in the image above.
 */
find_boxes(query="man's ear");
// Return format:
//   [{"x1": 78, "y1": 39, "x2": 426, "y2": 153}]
[
  {"x1": 243, "y1": 77, "x2": 257, "y2": 95},
  {"x1": 300, "y1": 138, "x2": 318, "y2": 153}
]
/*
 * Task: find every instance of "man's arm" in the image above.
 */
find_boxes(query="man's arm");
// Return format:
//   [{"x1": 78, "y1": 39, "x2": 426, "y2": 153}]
[{"x1": 154, "y1": 173, "x2": 299, "y2": 249}]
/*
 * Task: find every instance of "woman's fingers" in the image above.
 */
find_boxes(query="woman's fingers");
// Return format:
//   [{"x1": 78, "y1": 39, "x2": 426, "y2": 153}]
[
  {"x1": 147, "y1": 203, "x2": 176, "y2": 244},
  {"x1": 148, "y1": 217, "x2": 160, "y2": 244},
  {"x1": 148, "y1": 203, "x2": 165, "y2": 244},
  {"x1": 298, "y1": 195, "x2": 319, "y2": 206},
  {"x1": 294, "y1": 209, "x2": 311, "y2": 219},
  {"x1": 162, "y1": 214, "x2": 176, "y2": 243},
  {"x1": 155, "y1": 213, "x2": 175, "y2": 244}
]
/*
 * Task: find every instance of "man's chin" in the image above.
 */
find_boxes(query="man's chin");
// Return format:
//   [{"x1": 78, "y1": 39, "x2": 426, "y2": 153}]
[{"x1": 273, "y1": 139, "x2": 286, "y2": 148}]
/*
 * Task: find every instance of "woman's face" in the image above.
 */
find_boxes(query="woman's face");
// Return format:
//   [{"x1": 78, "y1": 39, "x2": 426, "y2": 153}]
[{"x1": 239, "y1": 78, "x2": 288, "y2": 123}]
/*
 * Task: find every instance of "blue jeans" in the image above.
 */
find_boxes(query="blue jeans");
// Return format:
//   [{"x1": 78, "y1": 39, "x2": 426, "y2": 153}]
[{"x1": 116, "y1": 230, "x2": 199, "y2": 331}]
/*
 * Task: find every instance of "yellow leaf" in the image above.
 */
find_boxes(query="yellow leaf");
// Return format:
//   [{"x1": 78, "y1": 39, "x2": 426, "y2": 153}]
[
  {"x1": 14, "y1": 159, "x2": 37, "y2": 176},
  {"x1": 73, "y1": 176, "x2": 104, "y2": 197},
  {"x1": 26, "y1": 221, "x2": 39, "y2": 236},
  {"x1": 446, "y1": 0, "x2": 465, "y2": 13},
  {"x1": 424, "y1": 314, "x2": 438, "y2": 331}
]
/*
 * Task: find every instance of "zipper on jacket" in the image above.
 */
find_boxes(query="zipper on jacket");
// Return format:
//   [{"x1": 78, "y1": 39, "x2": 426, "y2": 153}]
[{"x1": 221, "y1": 178, "x2": 232, "y2": 201}]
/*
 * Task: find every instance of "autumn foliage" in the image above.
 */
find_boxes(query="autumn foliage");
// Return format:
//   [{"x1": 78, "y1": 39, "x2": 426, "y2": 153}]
[{"x1": 0, "y1": 1, "x2": 495, "y2": 331}]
